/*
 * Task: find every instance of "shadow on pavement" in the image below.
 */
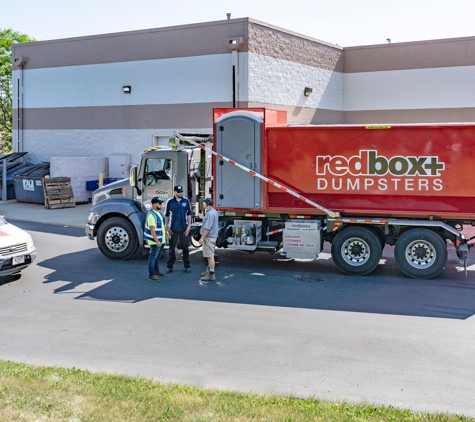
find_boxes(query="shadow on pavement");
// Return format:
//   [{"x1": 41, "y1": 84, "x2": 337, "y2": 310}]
[
  {"x1": 9, "y1": 220, "x2": 86, "y2": 238},
  {"x1": 0, "y1": 274, "x2": 22, "y2": 286},
  {"x1": 36, "y1": 243, "x2": 475, "y2": 320}
]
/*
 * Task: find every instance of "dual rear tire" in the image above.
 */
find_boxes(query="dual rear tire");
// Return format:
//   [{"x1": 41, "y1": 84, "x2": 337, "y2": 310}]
[
  {"x1": 331, "y1": 227, "x2": 382, "y2": 276},
  {"x1": 331, "y1": 226, "x2": 447, "y2": 279},
  {"x1": 394, "y1": 229, "x2": 447, "y2": 279}
]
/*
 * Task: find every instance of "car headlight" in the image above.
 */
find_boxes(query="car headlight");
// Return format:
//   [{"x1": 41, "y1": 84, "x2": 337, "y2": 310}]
[{"x1": 26, "y1": 233, "x2": 35, "y2": 250}]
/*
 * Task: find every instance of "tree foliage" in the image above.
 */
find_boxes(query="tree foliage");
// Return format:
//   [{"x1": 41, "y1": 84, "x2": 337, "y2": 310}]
[{"x1": 0, "y1": 29, "x2": 35, "y2": 153}]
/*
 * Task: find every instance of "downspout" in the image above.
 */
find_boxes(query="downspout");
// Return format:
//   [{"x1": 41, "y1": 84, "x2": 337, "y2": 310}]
[{"x1": 13, "y1": 56, "x2": 26, "y2": 153}]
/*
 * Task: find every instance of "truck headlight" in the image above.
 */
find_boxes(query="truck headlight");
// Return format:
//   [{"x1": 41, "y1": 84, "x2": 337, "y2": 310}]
[{"x1": 87, "y1": 212, "x2": 99, "y2": 225}]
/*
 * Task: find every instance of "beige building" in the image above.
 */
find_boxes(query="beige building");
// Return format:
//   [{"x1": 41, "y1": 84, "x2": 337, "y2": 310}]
[{"x1": 12, "y1": 17, "x2": 475, "y2": 164}]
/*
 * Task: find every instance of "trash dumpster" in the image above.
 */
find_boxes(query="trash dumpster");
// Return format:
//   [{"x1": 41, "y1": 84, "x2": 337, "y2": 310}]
[
  {"x1": 12, "y1": 163, "x2": 50, "y2": 204},
  {"x1": 0, "y1": 161, "x2": 31, "y2": 200}
]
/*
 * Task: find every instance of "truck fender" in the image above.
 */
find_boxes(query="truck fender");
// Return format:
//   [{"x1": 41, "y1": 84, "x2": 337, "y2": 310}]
[{"x1": 90, "y1": 198, "x2": 146, "y2": 244}]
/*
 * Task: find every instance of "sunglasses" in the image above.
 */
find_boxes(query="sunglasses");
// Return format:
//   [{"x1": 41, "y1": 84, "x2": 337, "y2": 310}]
[{"x1": 176, "y1": 191, "x2": 183, "y2": 194}]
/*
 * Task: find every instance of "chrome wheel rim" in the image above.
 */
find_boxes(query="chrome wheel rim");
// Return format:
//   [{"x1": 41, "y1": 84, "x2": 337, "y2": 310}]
[
  {"x1": 341, "y1": 237, "x2": 370, "y2": 266},
  {"x1": 104, "y1": 226, "x2": 129, "y2": 252},
  {"x1": 405, "y1": 240, "x2": 436, "y2": 269}
]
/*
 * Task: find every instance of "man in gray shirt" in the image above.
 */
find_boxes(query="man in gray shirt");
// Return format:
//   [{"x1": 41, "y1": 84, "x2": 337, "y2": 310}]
[{"x1": 198, "y1": 197, "x2": 219, "y2": 281}]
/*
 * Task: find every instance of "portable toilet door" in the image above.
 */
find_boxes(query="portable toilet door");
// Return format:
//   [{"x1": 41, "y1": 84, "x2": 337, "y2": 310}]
[{"x1": 215, "y1": 111, "x2": 263, "y2": 210}]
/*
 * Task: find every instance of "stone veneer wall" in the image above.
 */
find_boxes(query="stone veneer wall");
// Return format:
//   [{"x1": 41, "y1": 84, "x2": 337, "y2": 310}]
[
  {"x1": 246, "y1": 22, "x2": 344, "y2": 123},
  {"x1": 247, "y1": 23, "x2": 343, "y2": 72}
]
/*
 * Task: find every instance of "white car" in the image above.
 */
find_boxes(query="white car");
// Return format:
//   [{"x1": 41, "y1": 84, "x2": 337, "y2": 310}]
[{"x1": 0, "y1": 216, "x2": 37, "y2": 276}]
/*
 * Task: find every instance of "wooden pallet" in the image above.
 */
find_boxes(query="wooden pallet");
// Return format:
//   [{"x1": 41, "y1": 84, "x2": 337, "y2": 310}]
[{"x1": 43, "y1": 177, "x2": 76, "y2": 209}]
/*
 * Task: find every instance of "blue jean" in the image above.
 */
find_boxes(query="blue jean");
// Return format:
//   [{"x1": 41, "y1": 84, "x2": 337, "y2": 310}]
[{"x1": 148, "y1": 244, "x2": 165, "y2": 276}]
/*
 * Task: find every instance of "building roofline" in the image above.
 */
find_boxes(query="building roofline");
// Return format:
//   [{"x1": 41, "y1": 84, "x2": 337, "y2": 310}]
[
  {"x1": 13, "y1": 17, "x2": 343, "y2": 50},
  {"x1": 12, "y1": 16, "x2": 475, "y2": 52},
  {"x1": 246, "y1": 18, "x2": 342, "y2": 50},
  {"x1": 344, "y1": 34, "x2": 475, "y2": 50}
]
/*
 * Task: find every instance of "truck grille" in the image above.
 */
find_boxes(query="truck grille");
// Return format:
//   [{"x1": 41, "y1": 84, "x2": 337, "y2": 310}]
[{"x1": 0, "y1": 243, "x2": 27, "y2": 256}]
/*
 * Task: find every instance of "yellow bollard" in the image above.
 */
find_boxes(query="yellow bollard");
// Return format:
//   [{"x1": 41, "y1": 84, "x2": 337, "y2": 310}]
[{"x1": 99, "y1": 172, "x2": 104, "y2": 188}]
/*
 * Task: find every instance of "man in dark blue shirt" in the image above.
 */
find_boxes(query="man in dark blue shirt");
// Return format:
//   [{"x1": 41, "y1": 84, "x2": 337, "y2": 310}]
[{"x1": 165, "y1": 185, "x2": 192, "y2": 273}]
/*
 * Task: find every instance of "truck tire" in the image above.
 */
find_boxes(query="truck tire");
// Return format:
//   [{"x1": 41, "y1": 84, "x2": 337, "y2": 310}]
[
  {"x1": 331, "y1": 226, "x2": 382, "y2": 276},
  {"x1": 394, "y1": 228, "x2": 447, "y2": 279},
  {"x1": 97, "y1": 217, "x2": 139, "y2": 260}
]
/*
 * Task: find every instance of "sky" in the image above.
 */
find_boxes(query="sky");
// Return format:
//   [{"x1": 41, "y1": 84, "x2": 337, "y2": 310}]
[{"x1": 3, "y1": 0, "x2": 475, "y2": 47}]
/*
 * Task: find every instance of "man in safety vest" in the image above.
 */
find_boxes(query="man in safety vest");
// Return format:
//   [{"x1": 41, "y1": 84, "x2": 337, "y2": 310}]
[{"x1": 144, "y1": 197, "x2": 166, "y2": 282}]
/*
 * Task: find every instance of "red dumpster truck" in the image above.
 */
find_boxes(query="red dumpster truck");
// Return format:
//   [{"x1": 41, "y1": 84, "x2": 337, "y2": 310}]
[{"x1": 86, "y1": 107, "x2": 475, "y2": 279}]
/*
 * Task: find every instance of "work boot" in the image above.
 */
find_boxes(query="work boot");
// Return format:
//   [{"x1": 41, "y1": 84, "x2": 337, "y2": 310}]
[
  {"x1": 148, "y1": 274, "x2": 161, "y2": 282},
  {"x1": 200, "y1": 272, "x2": 215, "y2": 282},
  {"x1": 201, "y1": 266, "x2": 210, "y2": 277}
]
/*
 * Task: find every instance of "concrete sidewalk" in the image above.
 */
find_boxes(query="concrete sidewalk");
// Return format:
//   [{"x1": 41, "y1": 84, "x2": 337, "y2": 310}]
[{"x1": 0, "y1": 200, "x2": 91, "y2": 229}]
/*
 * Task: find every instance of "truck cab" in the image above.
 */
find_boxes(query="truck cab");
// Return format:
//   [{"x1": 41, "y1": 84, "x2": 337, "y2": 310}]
[
  {"x1": 132, "y1": 145, "x2": 209, "y2": 213},
  {"x1": 86, "y1": 136, "x2": 211, "y2": 260}
]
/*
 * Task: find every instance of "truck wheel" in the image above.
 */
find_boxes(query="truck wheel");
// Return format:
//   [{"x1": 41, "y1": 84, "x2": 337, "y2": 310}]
[
  {"x1": 368, "y1": 226, "x2": 386, "y2": 250},
  {"x1": 394, "y1": 229, "x2": 447, "y2": 279},
  {"x1": 97, "y1": 217, "x2": 139, "y2": 260},
  {"x1": 331, "y1": 226, "x2": 382, "y2": 276}
]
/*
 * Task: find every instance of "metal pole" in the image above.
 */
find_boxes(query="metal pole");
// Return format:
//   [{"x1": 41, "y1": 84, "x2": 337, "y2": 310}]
[
  {"x1": 172, "y1": 132, "x2": 340, "y2": 218},
  {"x1": 2, "y1": 159, "x2": 6, "y2": 202}
]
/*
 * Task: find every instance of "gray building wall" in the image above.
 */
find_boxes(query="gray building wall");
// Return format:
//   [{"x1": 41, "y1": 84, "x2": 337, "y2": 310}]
[
  {"x1": 11, "y1": 18, "x2": 475, "y2": 164},
  {"x1": 343, "y1": 36, "x2": 475, "y2": 123}
]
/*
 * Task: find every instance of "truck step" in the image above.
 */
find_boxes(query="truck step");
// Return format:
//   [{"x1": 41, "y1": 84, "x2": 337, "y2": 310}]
[{"x1": 255, "y1": 240, "x2": 279, "y2": 252}]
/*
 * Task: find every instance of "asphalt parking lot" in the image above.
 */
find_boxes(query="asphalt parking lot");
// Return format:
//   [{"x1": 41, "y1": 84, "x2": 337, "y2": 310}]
[{"x1": 1, "y1": 216, "x2": 475, "y2": 418}]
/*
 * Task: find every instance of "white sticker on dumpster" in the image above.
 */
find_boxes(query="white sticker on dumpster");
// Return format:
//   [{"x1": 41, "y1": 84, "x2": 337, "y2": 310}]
[
  {"x1": 22, "y1": 179, "x2": 34, "y2": 191},
  {"x1": 284, "y1": 234, "x2": 315, "y2": 248}
]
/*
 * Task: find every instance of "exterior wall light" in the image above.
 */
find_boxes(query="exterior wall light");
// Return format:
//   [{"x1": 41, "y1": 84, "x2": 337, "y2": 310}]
[
  {"x1": 304, "y1": 87, "x2": 313, "y2": 97},
  {"x1": 123, "y1": 86, "x2": 131, "y2": 94},
  {"x1": 226, "y1": 36, "x2": 244, "y2": 50}
]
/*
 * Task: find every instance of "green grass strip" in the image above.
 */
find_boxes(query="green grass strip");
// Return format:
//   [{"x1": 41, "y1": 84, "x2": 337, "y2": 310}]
[{"x1": 0, "y1": 360, "x2": 472, "y2": 421}]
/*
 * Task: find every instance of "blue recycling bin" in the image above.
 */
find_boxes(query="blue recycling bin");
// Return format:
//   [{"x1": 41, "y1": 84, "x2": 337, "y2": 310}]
[{"x1": 86, "y1": 178, "x2": 119, "y2": 191}]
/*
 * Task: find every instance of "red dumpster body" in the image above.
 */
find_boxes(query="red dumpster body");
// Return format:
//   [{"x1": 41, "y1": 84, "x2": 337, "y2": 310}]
[{"x1": 264, "y1": 124, "x2": 475, "y2": 220}]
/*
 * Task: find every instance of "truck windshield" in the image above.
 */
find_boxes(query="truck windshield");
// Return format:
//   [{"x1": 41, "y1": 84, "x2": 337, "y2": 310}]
[{"x1": 144, "y1": 158, "x2": 172, "y2": 186}]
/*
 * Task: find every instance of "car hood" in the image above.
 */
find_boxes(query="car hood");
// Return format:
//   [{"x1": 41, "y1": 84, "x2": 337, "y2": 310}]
[{"x1": 0, "y1": 223, "x2": 34, "y2": 248}]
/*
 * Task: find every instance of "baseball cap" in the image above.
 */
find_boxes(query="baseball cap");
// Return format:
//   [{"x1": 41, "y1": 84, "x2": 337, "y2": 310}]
[
  {"x1": 151, "y1": 197, "x2": 164, "y2": 204},
  {"x1": 201, "y1": 197, "x2": 213, "y2": 206},
  {"x1": 174, "y1": 185, "x2": 183, "y2": 192}
]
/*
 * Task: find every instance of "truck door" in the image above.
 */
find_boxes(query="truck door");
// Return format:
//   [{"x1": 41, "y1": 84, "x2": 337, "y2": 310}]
[
  {"x1": 215, "y1": 112, "x2": 262, "y2": 209},
  {"x1": 141, "y1": 156, "x2": 174, "y2": 205}
]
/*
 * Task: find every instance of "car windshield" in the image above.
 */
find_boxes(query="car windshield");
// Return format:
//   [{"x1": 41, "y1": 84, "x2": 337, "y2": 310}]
[{"x1": 0, "y1": 216, "x2": 5, "y2": 226}]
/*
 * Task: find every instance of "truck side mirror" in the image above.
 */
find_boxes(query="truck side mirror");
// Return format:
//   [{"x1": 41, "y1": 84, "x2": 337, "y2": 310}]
[
  {"x1": 130, "y1": 165, "x2": 138, "y2": 187},
  {"x1": 130, "y1": 165, "x2": 142, "y2": 195}
]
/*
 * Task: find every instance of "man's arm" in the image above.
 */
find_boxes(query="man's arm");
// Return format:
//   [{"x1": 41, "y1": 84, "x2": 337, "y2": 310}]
[
  {"x1": 164, "y1": 200, "x2": 172, "y2": 236},
  {"x1": 184, "y1": 199, "x2": 192, "y2": 235},
  {"x1": 199, "y1": 228, "x2": 210, "y2": 245}
]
